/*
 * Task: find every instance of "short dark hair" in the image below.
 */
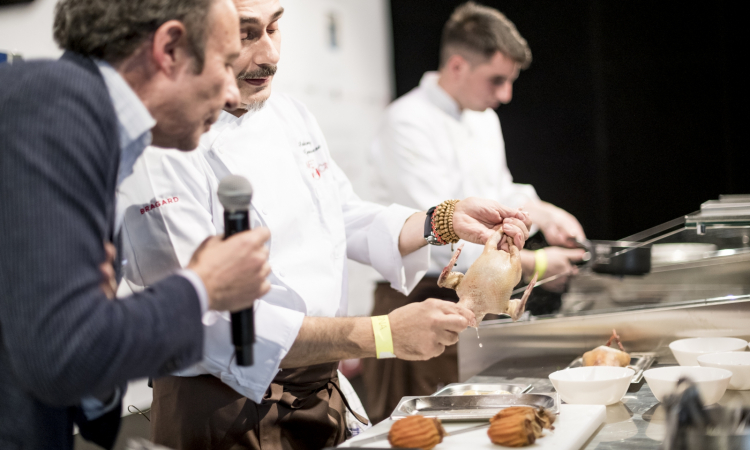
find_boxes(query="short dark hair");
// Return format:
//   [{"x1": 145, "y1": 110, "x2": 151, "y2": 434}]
[
  {"x1": 440, "y1": 2, "x2": 531, "y2": 69},
  {"x1": 53, "y1": 0, "x2": 215, "y2": 72}
]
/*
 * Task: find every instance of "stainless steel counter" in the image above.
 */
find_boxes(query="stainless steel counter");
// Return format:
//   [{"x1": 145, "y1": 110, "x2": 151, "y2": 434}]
[{"x1": 469, "y1": 356, "x2": 750, "y2": 449}]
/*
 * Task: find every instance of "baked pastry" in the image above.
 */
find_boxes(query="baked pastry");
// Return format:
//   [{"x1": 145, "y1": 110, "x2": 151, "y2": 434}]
[
  {"x1": 388, "y1": 415, "x2": 446, "y2": 450},
  {"x1": 488, "y1": 414, "x2": 536, "y2": 447},
  {"x1": 488, "y1": 406, "x2": 556, "y2": 447}
]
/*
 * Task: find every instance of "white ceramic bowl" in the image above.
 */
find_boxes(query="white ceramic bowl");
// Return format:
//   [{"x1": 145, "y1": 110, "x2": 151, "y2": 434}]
[
  {"x1": 669, "y1": 337, "x2": 747, "y2": 366},
  {"x1": 697, "y1": 352, "x2": 750, "y2": 390},
  {"x1": 644, "y1": 366, "x2": 732, "y2": 404},
  {"x1": 548, "y1": 366, "x2": 634, "y2": 405}
]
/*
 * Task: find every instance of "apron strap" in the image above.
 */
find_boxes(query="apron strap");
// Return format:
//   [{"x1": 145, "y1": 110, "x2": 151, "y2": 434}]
[{"x1": 330, "y1": 378, "x2": 369, "y2": 426}]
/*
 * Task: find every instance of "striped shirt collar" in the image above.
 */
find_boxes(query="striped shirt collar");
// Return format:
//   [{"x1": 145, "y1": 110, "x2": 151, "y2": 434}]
[{"x1": 94, "y1": 59, "x2": 156, "y2": 186}]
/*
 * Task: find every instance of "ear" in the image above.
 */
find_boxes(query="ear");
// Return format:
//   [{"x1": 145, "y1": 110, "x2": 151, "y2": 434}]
[
  {"x1": 444, "y1": 54, "x2": 471, "y2": 79},
  {"x1": 151, "y1": 20, "x2": 190, "y2": 77}
]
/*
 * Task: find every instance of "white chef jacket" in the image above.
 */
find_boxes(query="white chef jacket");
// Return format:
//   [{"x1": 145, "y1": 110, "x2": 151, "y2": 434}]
[
  {"x1": 117, "y1": 92, "x2": 430, "y2": 403},
  {"x1": 369, "y1": 71, "x2": 539, "y2": 274}
]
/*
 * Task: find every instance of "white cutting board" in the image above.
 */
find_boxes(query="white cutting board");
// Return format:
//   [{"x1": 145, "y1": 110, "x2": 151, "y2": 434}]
[
  {"x1": 438, "y1": 404, "x2": 605, "y2": 450},
  {"x1": 347, "y1": 404, "x2": 605, "y2": 450}
]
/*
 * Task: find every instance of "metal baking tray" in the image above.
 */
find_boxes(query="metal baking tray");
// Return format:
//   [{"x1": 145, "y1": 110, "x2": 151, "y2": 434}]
[
  {"x1": 390, "y1": 394, "x2": 559, "y2": 421},
  {"x1": 432, "y1": 382, "x2": 533, "y2": 396},
  {"x1": 566, "y1": 352, "x2": 656, "y2": 384}
]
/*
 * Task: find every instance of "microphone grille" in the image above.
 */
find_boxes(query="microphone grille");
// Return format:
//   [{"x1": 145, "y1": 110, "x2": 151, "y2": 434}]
[{"x1": 217, "y1": 175, "x2": 253, "y2": 211}]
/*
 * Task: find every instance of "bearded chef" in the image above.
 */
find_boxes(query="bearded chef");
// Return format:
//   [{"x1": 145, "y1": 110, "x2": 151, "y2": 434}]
[
  {"x1": 116, "y1": 0, "x2": 532, "y2": 449},
  {"x1": 364, "y1": 2, "x2": 588, "y2": 422}
]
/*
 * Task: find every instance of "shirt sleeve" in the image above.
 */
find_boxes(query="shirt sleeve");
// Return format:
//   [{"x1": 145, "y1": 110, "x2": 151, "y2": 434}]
[
  {"x1": 188, "y1": 297, "x2": 304, "y2": 403},
  {"x1": 333, "y1": 159, "x2": 430, "y2": 295},
  {"x1": 118, "y1": 147, "x2": 304, "y2": 401},
  {"x1": 80, "y1": 387, "x2": 122, "y2": 421}
]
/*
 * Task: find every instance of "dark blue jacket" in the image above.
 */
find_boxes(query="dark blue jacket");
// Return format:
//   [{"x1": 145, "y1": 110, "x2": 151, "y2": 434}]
[{"x1": 0, "y1": 52, "x2": 204, "y2": 449}]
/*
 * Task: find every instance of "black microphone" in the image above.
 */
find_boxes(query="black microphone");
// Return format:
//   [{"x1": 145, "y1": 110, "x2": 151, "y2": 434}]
[{"x1": 217, "y1": 175, "x2": 255, "y2": 366}]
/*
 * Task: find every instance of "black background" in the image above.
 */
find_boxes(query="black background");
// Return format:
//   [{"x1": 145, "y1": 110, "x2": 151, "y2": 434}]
[
  {"x1": 390, "y1": 0, "x2": 749, "y2": 239},
  {"x1": 0, "y1": 0, "x2": 34, "y2": 6}
]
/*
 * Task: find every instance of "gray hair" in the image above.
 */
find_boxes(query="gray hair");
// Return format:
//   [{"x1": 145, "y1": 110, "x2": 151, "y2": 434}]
[
  {"x1": 53, "y1": 0, "x2": 215, "y2": 72},
  {"x1": 440, "y1": 2, "x2": 532, "y2": 69}
]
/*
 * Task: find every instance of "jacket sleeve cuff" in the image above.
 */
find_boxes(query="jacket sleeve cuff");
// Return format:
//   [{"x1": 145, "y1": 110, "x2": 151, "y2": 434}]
[
  {"x1": 367, "y1": 204, "x2": 430, "y2": 295},
  {"x1": 80, "y1": 386, "x2": 122, "y2": 421},
  {"x1": 177, "y1": 268, "x2": 209, "y2": 315},
  {"x1": 191, "y1": 299, "x2": 304, "y2": 404}
]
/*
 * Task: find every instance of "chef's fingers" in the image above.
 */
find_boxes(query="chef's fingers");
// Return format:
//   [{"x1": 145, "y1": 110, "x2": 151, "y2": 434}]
[
  {"x1": 429, "y1": 304, "x2": 471, "y2": 333},
  {"x1": 563, "y1": 248, "x2": 586, "y2": 263},
  {"x1": 502, "y1": 224, "x2": 525, "y2": 250},
  {"x1": 502, "y1": 220, "x2": 529, "y2": 249},
  {"x1": 104, "y1": 241, "x2": 117, "y2": 263},
  {"x1": 503, "y1": 217, "x2": 530, "y2": 239},
  {"x1": 514, "y1": 209, "x2": 533, "y2": 229},
  {"x1": 453, "y1": 303, "x2": 476, "y2": 326},
  {"x1": 430, "y1": 299, "x2": 475, "y2": 327},
  {"x1": 99, "y1": 261, "x2": 117, "y2": 299},
  {"x1": 437, "y1": 330, "x2": 460, "y2": 347}
]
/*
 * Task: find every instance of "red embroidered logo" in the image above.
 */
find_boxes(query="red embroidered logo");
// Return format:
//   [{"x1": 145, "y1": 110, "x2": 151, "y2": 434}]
[
  {"x1": 141, "y1": 197, "x2": 179, "y2": 215},
  {"x1": 307, "y1": 161, "x2": 328, "y2": 179}
]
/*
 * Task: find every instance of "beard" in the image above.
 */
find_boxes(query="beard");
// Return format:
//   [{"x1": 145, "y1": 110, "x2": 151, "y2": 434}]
[{"x1": 241, "y1": 99, "x2": 267, "y2": 112}]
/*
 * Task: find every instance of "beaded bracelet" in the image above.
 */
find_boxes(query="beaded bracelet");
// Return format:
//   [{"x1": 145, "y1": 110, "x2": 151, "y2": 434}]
[{"x1": 431, "y1": 199, "x2": 460, "y2": 244}]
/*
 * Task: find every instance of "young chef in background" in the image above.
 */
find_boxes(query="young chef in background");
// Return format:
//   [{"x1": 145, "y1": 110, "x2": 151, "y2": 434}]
[
  {"x1": 364, "y1": 2, "x2": 588, "y2": 422},
  {"x1": 116, "y1": 0, "x2": 532, "y2": 448}
]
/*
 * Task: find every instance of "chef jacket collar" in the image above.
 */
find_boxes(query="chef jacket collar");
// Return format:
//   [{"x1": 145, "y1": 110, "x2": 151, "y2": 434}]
[
  {"x1": 94, "y1": 59, "x2": 156, "y2": 186},
  {"x1": 419, "y1": 72, "x2": 463, "y2": 122}
]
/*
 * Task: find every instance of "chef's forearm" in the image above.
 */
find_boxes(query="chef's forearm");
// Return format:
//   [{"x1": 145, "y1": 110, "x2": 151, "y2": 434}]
[
  {"x1": 280, "y1": 316, "x2": 376, "y2": 368},
  {"x1": 398, "y1": 211, "x2": 428, "y2": 256},
  {"x1": 520, "y1": 249, "x2": 536, "y2": 278}
]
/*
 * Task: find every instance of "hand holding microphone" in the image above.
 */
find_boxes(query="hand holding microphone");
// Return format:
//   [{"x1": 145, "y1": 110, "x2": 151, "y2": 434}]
[
  {"x1": 218, "y1": 175, "x2": 257, "y2": 366},
  {"x1": 187, "y1": 176, "x2": 271, "y2": 364}
]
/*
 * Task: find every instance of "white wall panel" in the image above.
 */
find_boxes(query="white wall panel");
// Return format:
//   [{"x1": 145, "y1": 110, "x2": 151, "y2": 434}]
[
  {"x1": 0, "y1": 0, "x2": 61, "y2": 58},
  {"x1": 272, "y1": 0, "x2": 394, "y2": 317}
]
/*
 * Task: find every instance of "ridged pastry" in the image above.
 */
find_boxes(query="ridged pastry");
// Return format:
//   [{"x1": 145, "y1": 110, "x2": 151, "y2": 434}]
[
  {"x1": 491, "y1": 406, "x2": 556, "y2": 431},
  {"x1": 488, "y1": 414, "x2": 536, "y2": 447},
  {"x1": 488, "y1": 407, "x2": 556, "y2": 447},
  {"x1": 388, "y1": 415, "x2": 446, "y2": 450}
]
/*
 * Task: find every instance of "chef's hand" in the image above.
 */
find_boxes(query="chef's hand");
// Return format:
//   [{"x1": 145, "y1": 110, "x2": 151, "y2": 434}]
[
  {"x1": 188, "y1": 228, "x2": 272, "y2": 312},
  {"x1": 520, "y1": 247, "x2": 585, "y2": 293},
  {"x1": 100, "y1": 241, "x2": 118, "y2": 299},
  {"x1": 388, "y1": 299, "x2": 475, "y2": 360},
  {"x1": 453, "y1": 197, "x2": 532, "y2": 249},
  {"x1": 523, "y1": 200, "x2": 585, "y2": 247}
]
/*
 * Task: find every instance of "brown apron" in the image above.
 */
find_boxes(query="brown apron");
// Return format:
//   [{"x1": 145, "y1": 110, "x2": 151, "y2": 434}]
[
  {"x1": 361, "y1": 277, "x2": 460, "y2": 424},
  {"x1": 151, "y1": 362, "x2": 367, "y2": 450}
]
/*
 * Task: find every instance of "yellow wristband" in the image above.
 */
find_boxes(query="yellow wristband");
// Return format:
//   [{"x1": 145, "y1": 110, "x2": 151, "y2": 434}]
[
  {"x1": 534, "y1": 249, "x2": 548, "y2": 279},
  {"x1": 371, "y1": 315, "x2": 396, "y2": 359}
]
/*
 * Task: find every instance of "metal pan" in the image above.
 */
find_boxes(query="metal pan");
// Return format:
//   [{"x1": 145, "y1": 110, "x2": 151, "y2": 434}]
[
  {"x1": 391, "y1": 393, "x2": 559, "y2": 421},
  {"x1": 576, "y1": 239, "x2": 652, "y2": 275},
  {"x1": 432, "y1": 382, "x2": 533, "y2": 396}
]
